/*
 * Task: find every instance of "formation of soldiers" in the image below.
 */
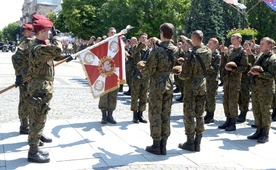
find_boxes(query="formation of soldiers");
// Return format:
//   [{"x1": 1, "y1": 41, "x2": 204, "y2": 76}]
[
  {"x1": 11, "y1": 16, "x2": 276, "y2": 163},
  {"x1": 120, "y1": 25, "x2": 276, "y2": 154}
]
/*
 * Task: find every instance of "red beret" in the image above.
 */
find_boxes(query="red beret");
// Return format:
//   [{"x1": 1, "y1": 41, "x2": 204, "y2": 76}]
[
  {"x1": 32, "y1": 14, "x2": 48, "y2": 22},
  {"x1": 33, "y1": 19, "x2": 53, "y2": 31},
  {"x1": 22, "y1": 23, "x2": 33, "y2": 31}
]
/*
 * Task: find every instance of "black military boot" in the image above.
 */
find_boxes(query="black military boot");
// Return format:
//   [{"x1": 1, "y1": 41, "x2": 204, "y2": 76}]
[
  {"x1": 247, "y1": 127, "x2": 262, "y2": 140},
  {"x1": 138, "y1": 111, "x2": 147, "y2": 123},
  {"x1": 160, "y1": 138, "x2": 167, "y2": 155},
  {"x1": 38, "y1": 149, "x2": 49, "y2": 157},
  {"x1": 107, "y1": 110, "x2": 117, "y2": 124},
  {"x1": 257, "y1": 127, "x2": 269, "y2": 143},
  {"x1": 204, "y1": 111, "x2": 214, "y2": 124},
  {"x1": 28, "y1": 145, "x2": 50, "y2": 163},
  {"x1": 132, "y1": 111, "x2": 139, "y2": 123},
  {"x1": 40, "y1": 134, "x2": 52, "y2": 143},
  {"x1": 146, "y1": 140, "x2": 161, "y2": 155},
  {"x1": 39, "y1": 140, "x2": 44, "y2": 146},
  {"x1": 178, "y1": 136, "x2": 195, "y2": 151},
  {"x1": 225, "y1": 118, "x2": 236, "y2": 131},
  {"x1": 218, "y1": 117, "x2": 230, "y2": 129},
  {"x1": 19, "y1": 119, "x2": 29, "y2": 134},
  {"x1": 119, "y1": 85, "x2": 123, "y2": 92},
  {"x1": 237, "y1": 111, "x2": 247, "y2": 123},
  {"x1": 101, "y1": 110, "x2": 107, "y2": 124},
  {"x1": 194, "y1": 135, "x2": 202, "y2": 152},
  {"x1": 272, "y1": 109, "x2": 276, "y2": 121}
]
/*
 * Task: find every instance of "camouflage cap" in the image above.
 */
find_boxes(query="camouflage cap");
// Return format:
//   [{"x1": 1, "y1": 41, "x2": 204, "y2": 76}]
[
  {"x1": 22, "y1": 23, "x2": 33, "y2": 31},
  {"x1": 172, "y1": 66, "x2": 182, "y2": 74},
  {"x1": 137, "y1": 61, "x2": 146, "y2": 70},
  {"x1": 226, "y1": 61, "x2": 237, "y2": 68},
  {"x1": 251, "y1": 65, "x2": 264, "y2": 73}
]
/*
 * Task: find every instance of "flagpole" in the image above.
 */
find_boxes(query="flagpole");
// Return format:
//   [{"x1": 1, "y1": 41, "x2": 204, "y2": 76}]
[{"x1": 72, "y1": 25, "x2": 133, "y2": 59}]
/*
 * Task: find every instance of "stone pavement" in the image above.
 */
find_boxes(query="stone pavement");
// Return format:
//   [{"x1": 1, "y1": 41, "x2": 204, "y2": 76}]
[{"x1": 1, "y1": 52, "x2": 276, "y2": 170}]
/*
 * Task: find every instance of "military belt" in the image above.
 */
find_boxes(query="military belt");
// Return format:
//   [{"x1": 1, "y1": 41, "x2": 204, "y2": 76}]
[
  {"x1": 32, "y1": 74, "x2": 54, "y2": 81},
  {"x1": 153, "y1": 72, "x2": 171, "y2": 77}
]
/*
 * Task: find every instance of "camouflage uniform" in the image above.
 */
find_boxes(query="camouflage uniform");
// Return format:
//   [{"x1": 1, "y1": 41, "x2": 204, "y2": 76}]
[
  {"x1": 174, "y1": 50, "x2": 185, "y2": 101},
  {"x1": 11, "y1": 36, "x2": 33, "y2": 124},
  {"x1": 250, "y1": 52, "x2": 276, "y2": 139},
  {"x1": 98, "y1": 89, "x2": 119, "y2": 111},
  {"x1": 142, "y1": 41, "x2": 178, "y2": 141},
  {"x1": 222, "y1": 47, "x2": 248, "y2": 117},
  {"x1": 237, "y1": 54, "x2": 256, "y2": 120},
  {"x1": 125, "y1": 46, "x2": 134, "y2": 94},
  {"x1": 27, "y1": 37, "x2": 63, "y2": 147},
  {"x1": 206, "y1": 49, "x2": 220, "y2": 115},
  {"x1": 179, "y1": 44, "x2": 212, "y2": 138},
  {"x1": 131, "y1": 43, "x2": 149, "y2": 113}
]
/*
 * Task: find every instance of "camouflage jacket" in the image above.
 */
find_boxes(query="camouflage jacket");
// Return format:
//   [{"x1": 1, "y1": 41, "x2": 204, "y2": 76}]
[
  {"x1": 142, "y1": 41, "x2": 178, "y2": 90},
  {"x1": 132, "y1": 42, "x2": 150, "y2": 79},
  {"x1": 27, "y1": 37, "x2": 63, "y2": 95},
  {"x1": 223, "y1": 46, "x2": 248, "y2": 79},
  {"x1": 206, "y1": 49, "x2": 221, "y2": 80},
  {"x1": 252, "y1": 51, "x2": 276, "y2": 93},
  {"x1": 11, "y1": 36, "x2": 34, "y2": 78}
]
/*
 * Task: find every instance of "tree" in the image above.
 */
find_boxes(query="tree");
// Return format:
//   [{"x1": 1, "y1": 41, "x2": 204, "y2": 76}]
[
  {"x1": 47, "y1": 12, "x2": 70, "y2": 33},
  {"x1": 246, "y1": 0, "x2": 276, "y2": 42},
  {"x1": 186, "y1": 0, "x2": 225, "y2": 43},
  {"x1": 2, "y1": 23, "x2": 20, "y2": 41},
  {"x1": 62, "y1": 0, "x2": 107, "y2": 39}
]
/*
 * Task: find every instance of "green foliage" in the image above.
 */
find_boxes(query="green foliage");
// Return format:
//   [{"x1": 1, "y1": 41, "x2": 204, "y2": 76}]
[
  {"x1": 47, "y1": 12, "x2": 70, "y2": 33},
  {"x1": 246, "y1": 0, "x2": 276, "y2": 42},
  {"x1": 186, "y1": 0, "x2": 225, "y2": 43},
  {"x1": 226, "y1": 27, "x2": 258, "y2": 39},
  {"x1": 1, "y1": 23, "x2": 20, "y2": 41}
]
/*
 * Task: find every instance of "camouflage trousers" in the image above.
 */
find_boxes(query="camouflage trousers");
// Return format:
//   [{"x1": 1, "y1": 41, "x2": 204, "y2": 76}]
[
  {"x1": 223, "y1": 76, "x2": 240, "y2": 119},
  {"x1": 183, "y1": 89, "x2": 206, "y2": 137},
  {"x1": 174, "y1": 74, "x2": 184, "y2": 90},
  {"x1": 28, "y1": 93, "x2": 52, "y2": 146},
  {"x1": 206, "y1": 78, "x2": 218, "y2": 112},
  {"x1": 238, "y1": 77, "x2": 250, "y2": 112},
  {"x1": 148, "y1": 88, "x2": 173, "y2": 140},
  {"x1": 98, "y1": 88, "x2": 119, "y2": 111},
  {"x1": 130, "y1": 77, "x2": 149, "y2": 111},
  {"x1": 18, "y1": 85, "x2": 30, "y2": 121},
  {"x1": 251, "y1": 88, "x2": 273, "y2": 128},
  {"x1": 125, "y1": 60, "x2": 134, "y2": 88}
]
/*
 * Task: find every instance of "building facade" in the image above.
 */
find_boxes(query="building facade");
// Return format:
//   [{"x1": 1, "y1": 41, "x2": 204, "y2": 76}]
[{"x1": 21, "y1": 0, "x2": 62, "y2": 23}]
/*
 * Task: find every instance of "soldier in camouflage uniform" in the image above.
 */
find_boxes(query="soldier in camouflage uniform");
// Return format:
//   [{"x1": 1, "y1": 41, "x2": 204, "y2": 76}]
[
  {"x1": 218, "y1": 33, "x2": 248, "y2": 131},
  {"x1": 178, "y1": 30, "x2": 212, "y2": 152},
  {"x1": 204, "y1": 38, "x2": 221, "y2": 124},
  {"x1": 247, "y1": 37, "x2": 276, "y2": 143},
  {"x1": 27, "y1": 16, "x2": 73, "y2": 163},
  {"x1": 141, "y1": 23, "x2": 178, "y2": 155},
  {"x1": 131, "y1": 33, "x2": 150, "y2": 123},
  {"x1": 99, "y1": 27, "x2": 118, "y2": 124},
  {"x1": 11, "y1": 23, "x2": 34, "y2": 135},
  {"x1": 11, "y1": 22, "x2": 53, "y2": 147},
  {"x1": 237, "y1": 41, "x2": 257, "y2": 123},
  {"x1": 174, "y1": 41, "x2": 185, "y2": 102},
  {"x1": 124, "y1": 37, "x2": 138, "y2": 96}
]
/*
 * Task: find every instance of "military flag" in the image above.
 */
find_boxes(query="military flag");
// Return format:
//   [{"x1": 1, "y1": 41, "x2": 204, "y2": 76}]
[
  {"x1": 77, "y1": 35, "x2": 126, "y2": 98},
  {"x1": 263, "y1": 0, "x2": 276, "y2": 11}
]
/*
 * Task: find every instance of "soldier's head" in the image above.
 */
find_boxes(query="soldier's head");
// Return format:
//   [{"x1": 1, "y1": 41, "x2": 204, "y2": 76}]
[
  {"x1": 260, "y1": 37, "x2": 275, "y2": 53},
  {"x1": 159, "y1": 23, "x2": 174, "y2": 40},
  {"x1": 33, "y1": 18, "x2": 53, "y2": 40},
  {"x1": 22, "y1": 23, "x2": 34, "y2": 37},
  {"x1": 139, "y1": 33, "x2": 147, "y2": 43},
  {"x1": 191, "y1": 30, "x2": 203, "y2": 46},
  {"x1": 207, "y1": 38, "x2": 218, "y2": 51},
  {"x1": 231, "y1": 33, "x2": 242, "y2": 46},
  {"x1": 107, "y1": 27, "x2": 116, "y2": 37},
  {"x1": 130, "y1": 37, "x2": 138, "y2": 46}
]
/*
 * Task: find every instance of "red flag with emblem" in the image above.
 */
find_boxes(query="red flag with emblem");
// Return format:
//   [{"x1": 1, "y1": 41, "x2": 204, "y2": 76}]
[{"x1": 78, "y1": 35, "x2": 126, "y2": 98}]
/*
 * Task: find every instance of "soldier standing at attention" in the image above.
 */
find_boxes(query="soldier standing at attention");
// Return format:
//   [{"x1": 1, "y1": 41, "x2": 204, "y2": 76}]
[
  {"x1": 204, "y1": 38, "x2": 221, "y2": 124},
  {"x1": 12, "y1": 23, "x2": 34, "y2": 135},
  {"x1": 218, "y1": 33, "x2": 248, "y2": 131},
  {"x1": 177, "y1": 30, "x2": 212, "y2": 152},
  {"x1": 27, "y1": 16, "x2": 73, "y2": 163},
  {"x1": 247, "y1": 37, "x2": 276, "y2": 143},
  {"x1": 99, "y1": 27, "x2": 118, "y2": 124},
  {"x1": 140, "y1": 23, "x2": 178, "y2": 155},
  {"x1": 131, "y1": 33, "x2": 150, "y2": 123},
  {"x1": 11, "y1": 23, "x2": 53, "y2": 146}
]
